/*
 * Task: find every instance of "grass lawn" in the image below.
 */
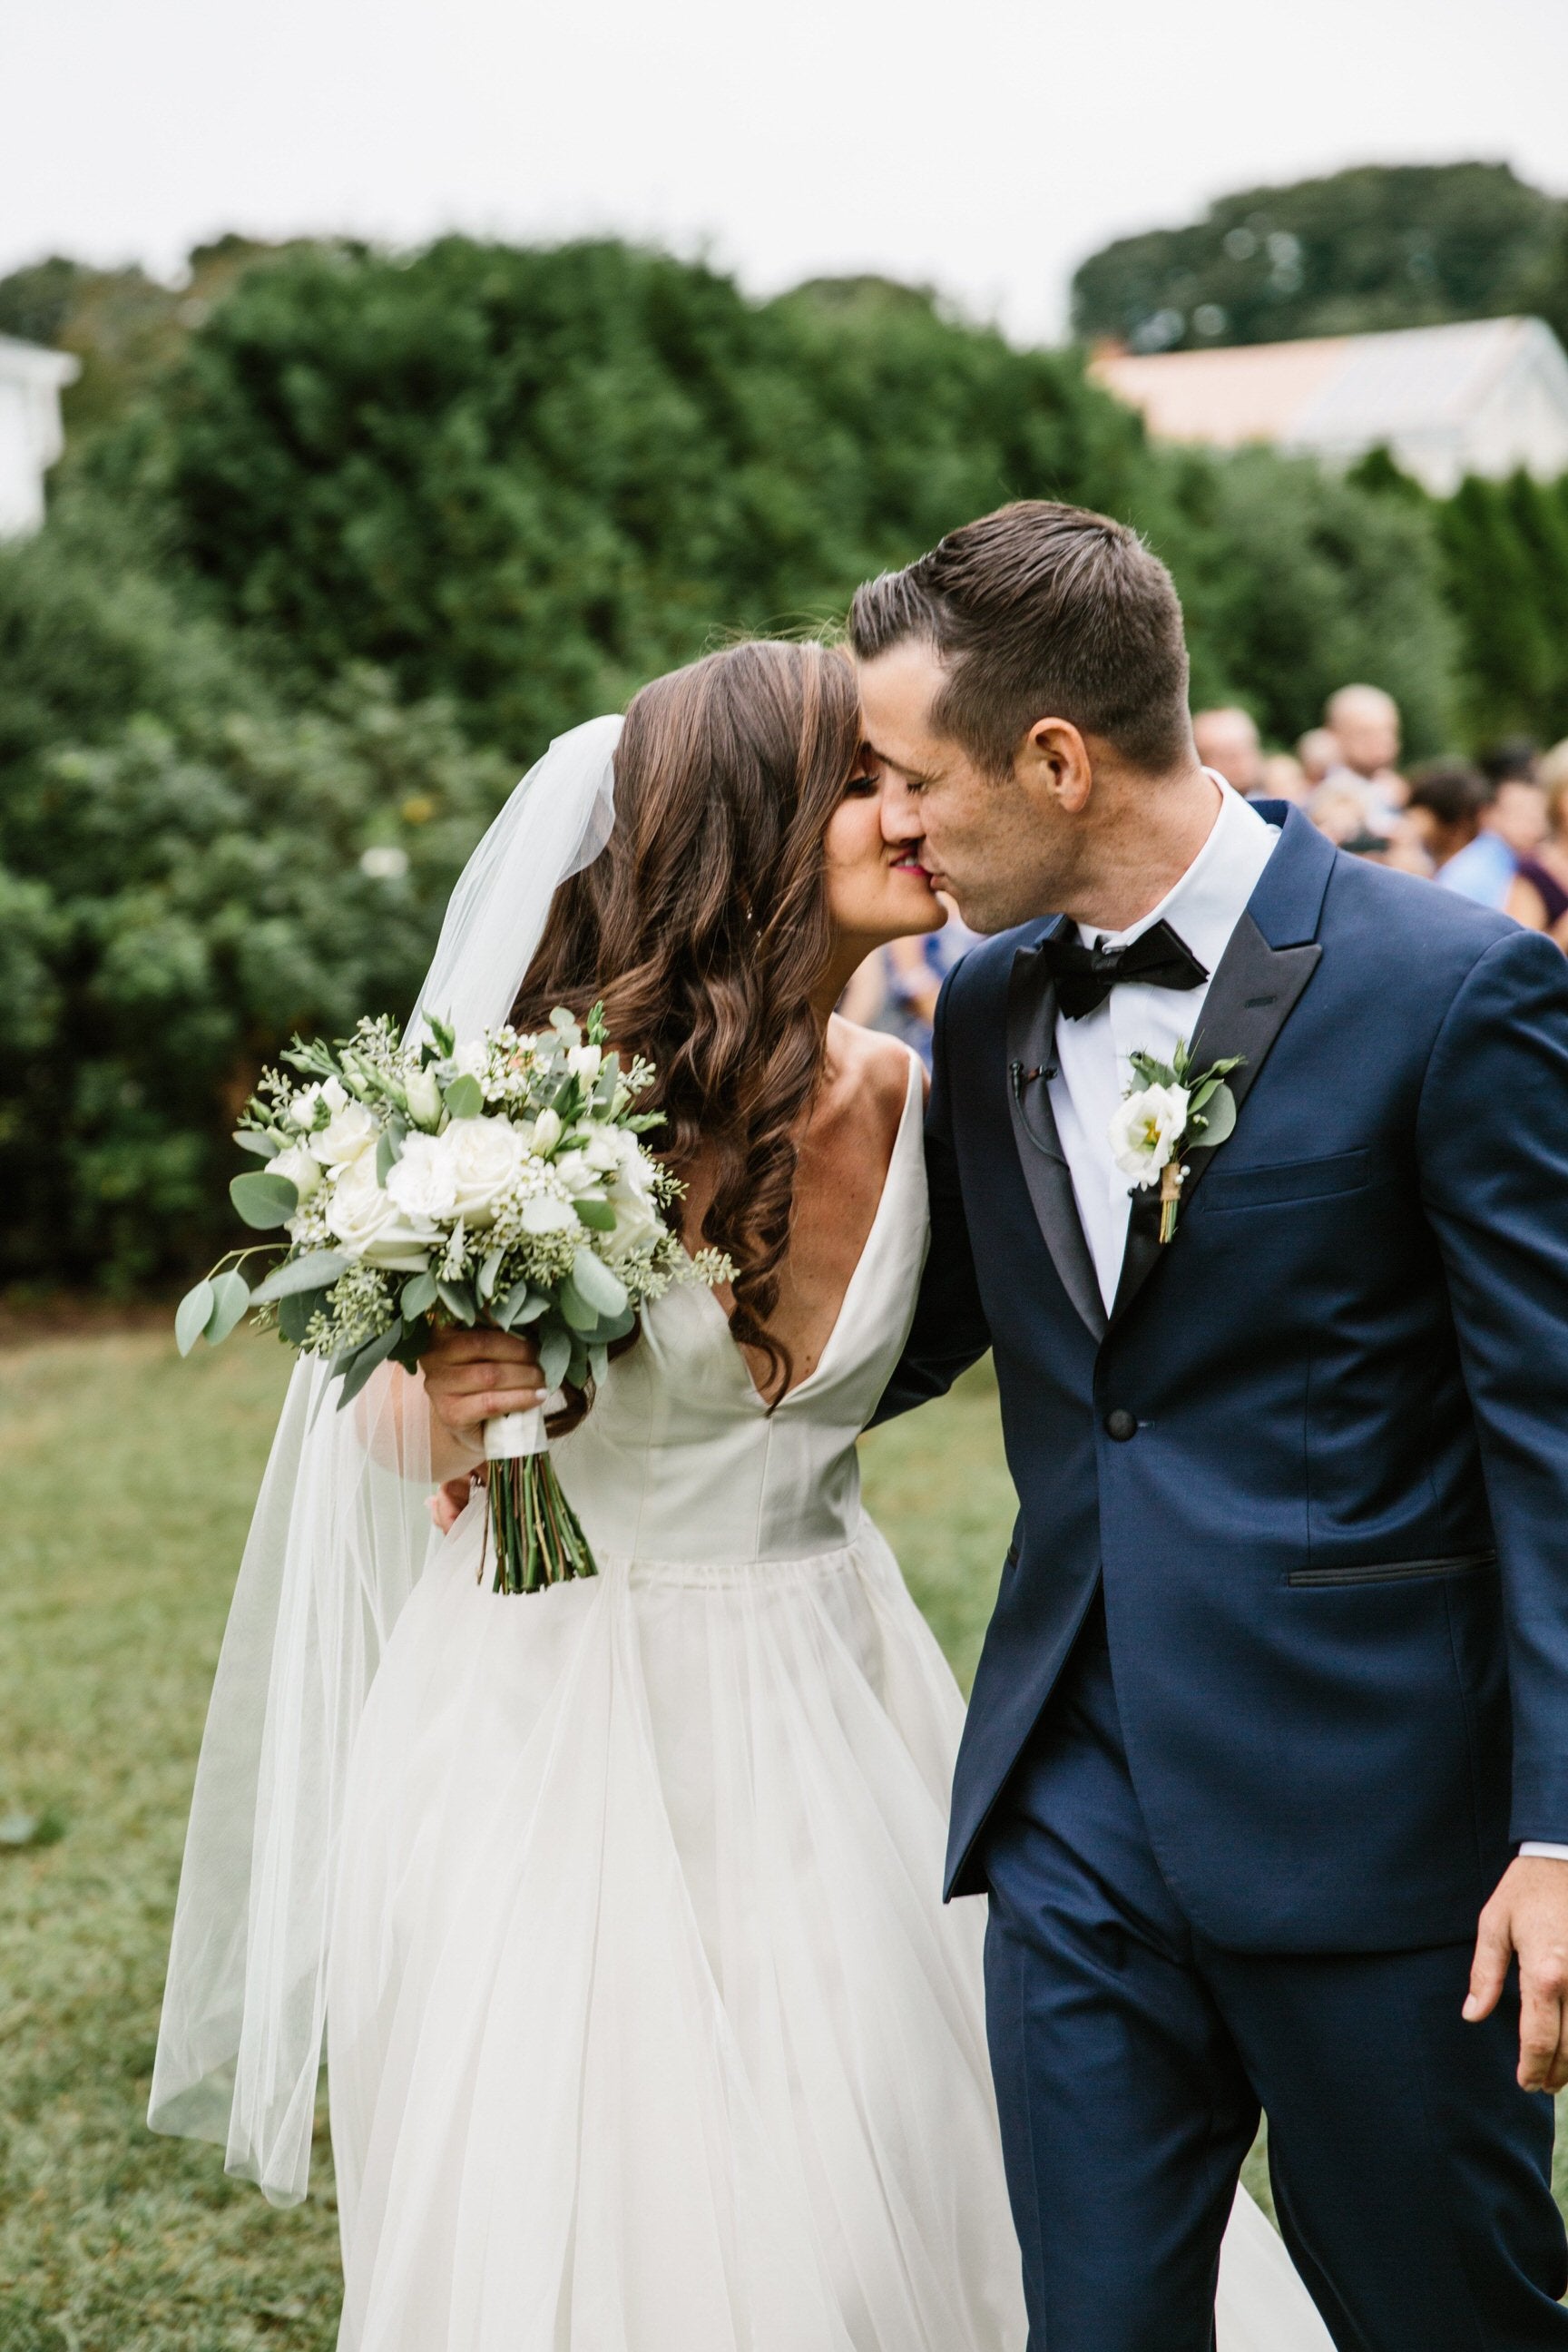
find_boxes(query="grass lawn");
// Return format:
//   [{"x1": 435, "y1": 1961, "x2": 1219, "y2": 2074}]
[{"x1": 2, "y1": 1330, "x2": 1563, "y2": 2346}]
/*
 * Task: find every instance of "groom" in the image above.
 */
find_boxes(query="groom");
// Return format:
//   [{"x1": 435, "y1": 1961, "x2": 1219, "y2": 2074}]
[{"x1": 854, "y1": 502, "x2": 1568, "y2": 2348}]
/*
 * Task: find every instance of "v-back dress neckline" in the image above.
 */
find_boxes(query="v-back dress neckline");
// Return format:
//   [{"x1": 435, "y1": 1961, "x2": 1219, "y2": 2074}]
[{"x1": 703, "y1": 1046, "x2": 924, "y2": 1412}]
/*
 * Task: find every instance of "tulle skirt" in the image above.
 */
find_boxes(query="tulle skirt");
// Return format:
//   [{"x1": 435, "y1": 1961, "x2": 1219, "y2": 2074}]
[
  {"x1": 328, "y1": 1507, "x2": 1028, "y2": 2350},
  {"x1": 327, "y1": 1505, "x2": 1329, "y2": 2352}
]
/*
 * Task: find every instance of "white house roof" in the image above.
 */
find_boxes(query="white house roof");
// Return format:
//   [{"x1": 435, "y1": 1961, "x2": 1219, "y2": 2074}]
[{"x1": 1090, "y1": 317, "x2": 1568, "y2": 495}]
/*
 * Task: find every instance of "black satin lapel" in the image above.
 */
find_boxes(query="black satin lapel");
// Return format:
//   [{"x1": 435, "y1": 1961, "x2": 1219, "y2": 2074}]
[
  {"x1": 1005, "y1": 946, "x2": 1107, "y2": 1342},
  {"x1": 1106, "y1": 913, "x2": 1323, "y2": 1331}
]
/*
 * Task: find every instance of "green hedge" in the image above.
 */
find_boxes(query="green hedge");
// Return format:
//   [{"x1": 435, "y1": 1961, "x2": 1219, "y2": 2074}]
[{"x1": 0, "y1": 235, "x2": 1482, "y2": 1285}]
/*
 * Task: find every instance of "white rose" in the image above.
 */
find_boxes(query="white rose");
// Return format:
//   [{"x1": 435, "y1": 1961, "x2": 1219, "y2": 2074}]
[
  {"x1": 326, "y1": 1152, "x2": 438, "y2": 1268},
  {"x1": 286, "y1": 1084, "x2": 321, "y2": 1132},
  {"x1": 530, "y1": 1108, "x2": 563, "y2": 1156},
  {"x1": 438, "y1": 1116, "x2": 526, "y2": 1225},
  {"x1": 1108, "y1": 1083, "x2": 1191, "y2": 1186},
  {"x1": 521, "y1": 1191, "x2": 578, "y2": 1235},
  {"x1": 385, "y1": 1132, "x2": 459, "y2": 1221},
  {"x1": 314, "y1": 1099, "x2": 378, "y2": 1167},
  {"x1": 404, "y1": 1065, "x2": 444, "y2": 1132},
  {"x1": 270, "y1": 1141, "x2": 322, "y2": 1203},
  {"x1": 567, "y1": 1043, "x2": 603, "y2": 1084}
]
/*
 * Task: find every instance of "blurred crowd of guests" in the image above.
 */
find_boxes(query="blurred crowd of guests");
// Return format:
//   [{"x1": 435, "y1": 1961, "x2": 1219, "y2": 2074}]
[
  {"x1": 1191, "y1": 686, "x2": 1568, "y2": 941},
  {"x1": 847, "y1": 682, "x2": 1568, "y2": 1065}
]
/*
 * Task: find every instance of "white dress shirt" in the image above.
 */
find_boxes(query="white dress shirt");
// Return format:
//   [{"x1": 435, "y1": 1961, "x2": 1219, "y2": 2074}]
[{"x1": 1046, "y1": 776, "x2": 1278, "y2": 1313}]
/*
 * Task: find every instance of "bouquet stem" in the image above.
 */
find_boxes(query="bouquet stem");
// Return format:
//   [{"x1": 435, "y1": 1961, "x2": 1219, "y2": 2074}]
[{"x1": 483, "y1": 1408, "x2": 597, "y2": 1595}]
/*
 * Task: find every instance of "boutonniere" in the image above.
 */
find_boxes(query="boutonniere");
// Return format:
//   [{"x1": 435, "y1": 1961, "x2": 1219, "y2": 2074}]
[{"x1": 1110, "y1": 1042, "x2": 1245, "y2": 1243}]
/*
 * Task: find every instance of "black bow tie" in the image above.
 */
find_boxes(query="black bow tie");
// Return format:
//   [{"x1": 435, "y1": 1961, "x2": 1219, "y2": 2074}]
[{"x1": 1038, "y1": 918, "x2": 1209, "y2": 1021}]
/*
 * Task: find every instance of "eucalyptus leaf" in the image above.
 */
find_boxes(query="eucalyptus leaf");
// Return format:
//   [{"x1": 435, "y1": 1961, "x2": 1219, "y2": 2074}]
[
  {"x1": 175, "y1": 1280, "x2": 215, "y2": 1357},
  {"x1": 588, "y1": 1343, "x2": 609, "y2": 1387},
  {"x1": 566, "y1": 1343, "x2": 590, "y2": 1392},
  {"x1": 572, "y1": 1196, "x2": 615, "y2": 1231},
  {"x1": 495, "y1": 1282, "x2": 546, "y2": 1329},
  {"x1": 250, "y1": 1250, "x2": 352, "y2": 1306},
  {"x1": 478, "y1": 1248, "x2": 505, "y2": 1300},
  {"x1": 538, "y1": 1326, "x2": 573, "y2": 1391},
  {"x1": 230, "y1": 1169, "x2": 299, "y2": 1230},
  {"x1": 1198, "y1": 1083, "x2": 1238, "y2": 1150},
  {"x1": 559, "y1": 1277, "x2": 599, "y2": 1333},
  {"x1": 400, "y1": 1270, "x2": 438, "y2": 1319},
  {"x1": 234, "y1": 1129, "x2": 281, "y2": 1160},
  {"x1": 571, "y1": 1248, "x2": 628, "y2": 1319},
  {"x1": 436, "y1": 1278, "x2": 477, "y2": 1326},
  {"x1": 442, "y1": 1073, "x2": 484, "y2": 1121},
  {"x1": 335, "y1": 1319, "x2": 407, "y2": 1409},
  {"x1": 279, "y1": 1286, "x2": 330, "y2": 1345},
  {"x1": 203, "y1": 1269, "x2": 251, "y2": 1346}
]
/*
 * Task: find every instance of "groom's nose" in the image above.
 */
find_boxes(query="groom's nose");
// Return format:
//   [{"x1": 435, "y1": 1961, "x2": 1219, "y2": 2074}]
[{"x1": 879, "y1": 768, "x2": 923, "y2": 842}]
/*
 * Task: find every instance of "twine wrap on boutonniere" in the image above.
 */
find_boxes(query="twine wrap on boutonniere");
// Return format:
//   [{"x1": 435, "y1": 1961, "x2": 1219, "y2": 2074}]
[{"x1": 1110, "y1": 1042, "x2": 1245, "y2": 1243}]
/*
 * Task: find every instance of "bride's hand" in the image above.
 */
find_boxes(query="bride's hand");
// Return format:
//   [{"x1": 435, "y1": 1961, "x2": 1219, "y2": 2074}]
[{"x1": 424, "y1": 1326, "x2": 546, "y2": 1478}]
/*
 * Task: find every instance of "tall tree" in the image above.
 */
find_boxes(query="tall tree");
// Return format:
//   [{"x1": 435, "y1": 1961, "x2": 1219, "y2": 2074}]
[{"x1": 1071, "y1": 162, "x2": 1566, "y2": 353}]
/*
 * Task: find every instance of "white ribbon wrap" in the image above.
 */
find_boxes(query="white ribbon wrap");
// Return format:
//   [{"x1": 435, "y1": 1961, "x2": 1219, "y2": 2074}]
[{"x1": 484, "y1": 1405, "x2": 548, "y2": 1460}]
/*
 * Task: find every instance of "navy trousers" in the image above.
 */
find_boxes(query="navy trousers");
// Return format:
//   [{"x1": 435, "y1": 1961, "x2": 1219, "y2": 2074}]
[{"x1": 980, "y1": 1598, "x2": 1568, "y2": 2350}]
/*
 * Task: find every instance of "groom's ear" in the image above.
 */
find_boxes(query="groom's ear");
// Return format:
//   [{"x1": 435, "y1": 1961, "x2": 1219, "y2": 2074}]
[{"x1": 1015, "y1": 718, "x2": 1093, "y2": 816}]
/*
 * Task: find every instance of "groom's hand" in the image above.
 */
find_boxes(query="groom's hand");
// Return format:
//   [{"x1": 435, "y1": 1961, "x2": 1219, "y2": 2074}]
[{"x1": 1465, "y1": 1856, "x2": 1568, "y2": 2090}]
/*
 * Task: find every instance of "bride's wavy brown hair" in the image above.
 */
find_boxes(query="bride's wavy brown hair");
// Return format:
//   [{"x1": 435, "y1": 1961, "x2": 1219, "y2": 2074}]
[{"x1": 513, "y1": 638, "x2": 862, "y2": 1404}]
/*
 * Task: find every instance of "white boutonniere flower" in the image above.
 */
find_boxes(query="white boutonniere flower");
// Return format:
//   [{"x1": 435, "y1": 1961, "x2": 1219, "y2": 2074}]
[{"x1": 1112, "y1": 1042, "x2": 1245, "y2": 1243}]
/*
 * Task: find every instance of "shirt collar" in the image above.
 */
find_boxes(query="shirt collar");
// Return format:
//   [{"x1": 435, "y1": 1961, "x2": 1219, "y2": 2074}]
[{"x1": 1076, "y1": 773, "x2": 1279, "y2": 975}]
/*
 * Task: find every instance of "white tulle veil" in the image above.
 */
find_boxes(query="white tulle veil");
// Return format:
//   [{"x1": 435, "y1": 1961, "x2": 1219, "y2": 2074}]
[{"x1": 148, "y1": 715, "x2": 622, "y2": 2207}]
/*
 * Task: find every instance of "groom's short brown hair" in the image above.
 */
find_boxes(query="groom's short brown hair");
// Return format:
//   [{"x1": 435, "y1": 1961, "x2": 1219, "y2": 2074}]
[{"x1": 848, "y1": 500, "x2": 1192, "y2": 778}]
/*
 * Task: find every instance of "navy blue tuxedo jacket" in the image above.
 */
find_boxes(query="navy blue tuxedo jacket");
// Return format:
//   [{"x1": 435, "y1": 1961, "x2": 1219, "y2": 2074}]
[{"x1": 881, "y1": 806, "x2": 1568, "y2": 1951}]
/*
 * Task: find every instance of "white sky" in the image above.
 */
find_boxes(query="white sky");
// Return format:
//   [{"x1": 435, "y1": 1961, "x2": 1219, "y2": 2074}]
[{"x1": 3, "y1": 0, "x2": 1566, "y2": 342}]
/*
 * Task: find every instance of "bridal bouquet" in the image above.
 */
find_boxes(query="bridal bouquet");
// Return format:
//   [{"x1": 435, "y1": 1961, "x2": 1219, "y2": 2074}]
[{"x1": 175, "y1": 1006, "x2": 728, "y2": 1593}]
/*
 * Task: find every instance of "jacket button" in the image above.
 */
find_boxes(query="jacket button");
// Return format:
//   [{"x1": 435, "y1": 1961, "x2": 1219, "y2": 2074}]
[{"x1": 1105, "y1": 1408, "x2": 1138, "y2": 1442}]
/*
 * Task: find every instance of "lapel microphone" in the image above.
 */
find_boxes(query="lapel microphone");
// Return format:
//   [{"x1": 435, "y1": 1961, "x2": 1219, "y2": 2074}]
[{"x1": 1009, "y1": 1060, "x2": 1057, "y2": 1101}]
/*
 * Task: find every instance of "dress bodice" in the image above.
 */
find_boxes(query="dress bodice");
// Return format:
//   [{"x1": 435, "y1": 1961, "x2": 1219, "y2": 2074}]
[{"x1": 554, "y1": 1053, "x2": 928, "y2": 1567}]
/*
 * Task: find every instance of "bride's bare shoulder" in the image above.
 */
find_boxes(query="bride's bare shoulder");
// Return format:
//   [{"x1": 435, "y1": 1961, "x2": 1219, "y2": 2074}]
[{"x1": 826, "y1": 1015, "x2": 925, "y2": 1113}]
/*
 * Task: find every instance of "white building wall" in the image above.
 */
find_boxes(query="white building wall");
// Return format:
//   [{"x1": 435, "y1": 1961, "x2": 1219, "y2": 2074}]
[{"x1": 0, "y1": 337, "x2": 80, "y2": 539}]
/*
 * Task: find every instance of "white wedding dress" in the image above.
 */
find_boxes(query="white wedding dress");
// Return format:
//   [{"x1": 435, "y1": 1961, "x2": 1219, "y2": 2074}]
[{"x1": 327, "y1": 1051, "x2": 1331, "y2": 2351}]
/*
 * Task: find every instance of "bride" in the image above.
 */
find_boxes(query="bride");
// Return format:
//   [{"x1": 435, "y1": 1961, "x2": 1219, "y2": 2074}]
[{"x1": 151, "y1": 639, "x2": 1328, "y2": 2349}]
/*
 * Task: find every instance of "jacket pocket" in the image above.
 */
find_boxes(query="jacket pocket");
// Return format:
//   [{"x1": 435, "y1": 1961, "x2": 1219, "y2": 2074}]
[
  {"x1": 1288, "y1": 1549, "x2": 1496, "y2": 1589},
  {"x1": 1205, "y1": 1148, "x2": 1372, "y2": 1210}
]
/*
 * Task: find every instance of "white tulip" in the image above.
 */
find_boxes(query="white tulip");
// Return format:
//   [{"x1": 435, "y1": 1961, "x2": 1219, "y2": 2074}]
[
  {"x1": 530, "y1": 1109, "x2": 563, "y2": 1156},
  {"x1": 567, "y1": 1043, "x2": 603, "y2": 1084},
  {"x1": 404, "y1": 1065, "x2": 444, "y2": 1132}
]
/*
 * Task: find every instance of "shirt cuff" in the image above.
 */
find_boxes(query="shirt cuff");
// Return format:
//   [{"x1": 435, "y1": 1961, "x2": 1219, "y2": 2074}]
[{"x1": 1519, "y1": 1842, "x2": 1568, "y2": 1862}]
